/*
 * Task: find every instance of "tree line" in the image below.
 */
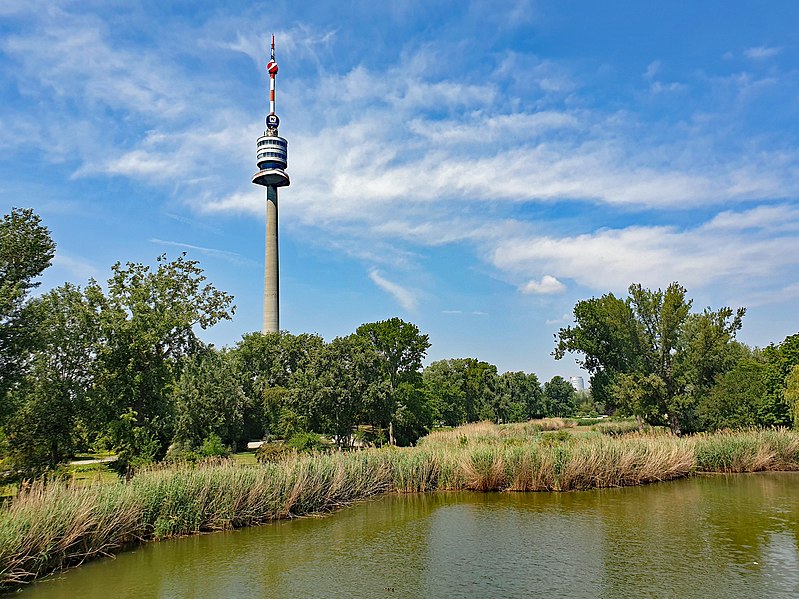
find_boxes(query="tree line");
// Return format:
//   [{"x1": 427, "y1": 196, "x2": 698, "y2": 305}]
[
  {"x1": 0, "y1": 208, "x2": 575, "y2": 476},
  {"x1": 5, "y1": 208, "x2": 798, "y2": 477}
]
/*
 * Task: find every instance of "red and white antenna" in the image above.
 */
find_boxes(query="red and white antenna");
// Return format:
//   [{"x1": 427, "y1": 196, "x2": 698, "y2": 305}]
[{"x1": 266, "y1": 34, "x2": 279, "y2": 116}]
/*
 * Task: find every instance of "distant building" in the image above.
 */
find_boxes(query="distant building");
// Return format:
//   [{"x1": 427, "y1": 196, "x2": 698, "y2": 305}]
[{"x1": 569, "y1": 376, "x2": 585, "y2": 392}]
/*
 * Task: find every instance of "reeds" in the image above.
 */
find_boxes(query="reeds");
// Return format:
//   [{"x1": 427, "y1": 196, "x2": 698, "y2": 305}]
[{"x1": 3, "y1": 423, "x2": 799, "y2": 591}]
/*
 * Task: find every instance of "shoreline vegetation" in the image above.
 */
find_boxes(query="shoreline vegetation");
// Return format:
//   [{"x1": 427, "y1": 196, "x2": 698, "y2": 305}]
[{"x1": 3, "y1": 421, "x2": 799, "y2": 591}]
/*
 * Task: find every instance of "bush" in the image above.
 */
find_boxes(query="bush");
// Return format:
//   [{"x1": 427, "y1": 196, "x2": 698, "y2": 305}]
[
  {"x1": 199, "y1": 434, "x2": 229, "y2": 458},
  {"x1": 255, "y1": 442, "x2": 293, "y2": 463},
  {"x1": 285, "y1": 432, "x2": 329, "y2": 453}
]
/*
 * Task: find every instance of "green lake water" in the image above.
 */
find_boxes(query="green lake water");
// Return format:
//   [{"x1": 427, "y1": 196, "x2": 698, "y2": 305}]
[{"x1": 20, "y1": 472, "x2": 799, "y2": 598}]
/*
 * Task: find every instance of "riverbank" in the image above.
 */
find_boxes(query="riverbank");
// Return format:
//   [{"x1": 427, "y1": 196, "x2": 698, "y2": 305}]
[{"x1": 2, "y1": 424, "x2": 799, "y2": 591}]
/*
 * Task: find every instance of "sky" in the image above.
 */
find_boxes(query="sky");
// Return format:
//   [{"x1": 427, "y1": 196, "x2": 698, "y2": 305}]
[{"x1": 1, "y1": 1, "x2": 798, "y2": 383}]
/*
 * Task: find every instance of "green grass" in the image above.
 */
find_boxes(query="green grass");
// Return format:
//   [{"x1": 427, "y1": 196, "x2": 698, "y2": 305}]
[
  {"x1": 229, "y1": 451, "x2": 258, "y2": 466},
  {"x1": 2, "y1": 422, "x2": 799, "y2": 591}
]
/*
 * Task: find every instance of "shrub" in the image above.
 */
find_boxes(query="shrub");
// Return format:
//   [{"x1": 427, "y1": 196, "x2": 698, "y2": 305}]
[
  {"x1": 199, "y1": 434, "x2": 229, "y2": 458},
  {"x1": 285, "y1": 432, "x2": 329, "y2": 453},
  {"x1": 255, "y1": 443, "x2": 293, "y2": 463}
]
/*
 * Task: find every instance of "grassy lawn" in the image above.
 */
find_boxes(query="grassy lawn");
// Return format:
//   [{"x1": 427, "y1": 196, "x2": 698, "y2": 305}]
[{"x1": 230, "y1": 451, "x2": 258, "y2": 466}]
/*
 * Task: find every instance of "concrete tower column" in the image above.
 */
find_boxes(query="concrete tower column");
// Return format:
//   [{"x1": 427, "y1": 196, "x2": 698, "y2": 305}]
[{"x1": 263, "y1": 185, "x2": 279, "y2": 333}]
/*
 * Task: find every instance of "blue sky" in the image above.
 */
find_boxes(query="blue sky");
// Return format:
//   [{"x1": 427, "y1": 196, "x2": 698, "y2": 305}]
[{"x1": 1, "y1": 1, "x2": 798, "y2": 383}]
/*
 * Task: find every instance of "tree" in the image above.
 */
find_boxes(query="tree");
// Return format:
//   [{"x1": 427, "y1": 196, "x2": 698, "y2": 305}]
[
  {"x1": 556, "y1": 282, "x2": 744, "y2": 433},
  {"x1": 554, "y1": 292, "x2": 642, "y2": 409},
  {"x1": 759, "y1": 333, "x2": 799, "y2": 427},
  {"x1": 422, "y1": 358, "x2": 498, "y2": 424},
  {"x1": 497, "y1": 371, "x2": 544, "y2": 421},
  {"x1": 543, "y1": 376, "x2": 576, "y2": 417},
  {"x1": 89, "y1": 254, "x2": 234, "y2": 465},
  {"x1": 231, "y1": 331, "x2": 323, "y2": 439},
  {"x1": 172, "y1": 348, "x2": 245, "y2": 449},
  {"x1": 291, "y1": 335, "x2": 382, "y2": 447},
  {"x1": 0, "y1": 208, "x2": 56, "y2": 411},
  {"x1": 423, "y1": 360, "x2": 467, "y2": 426},
  {"x1": 5, "y1": 283, "x2": 98, "y2": 474},
  {"x1": 355, "y1": 318, "x2": 430, "y2": 443},
  {"x1": 699, "y1": 358, "x2": 767, "y2": 430},
  {"x1": 673, "y1": 308, "x2": 746, "y2": 432},
  {"x1": 786, "y1": 364, "x2": 799, "y2": 430}
]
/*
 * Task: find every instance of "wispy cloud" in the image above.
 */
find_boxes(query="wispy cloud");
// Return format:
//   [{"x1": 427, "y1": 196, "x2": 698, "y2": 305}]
[
  {"x1": 52, "y1": 252, "x2": 100, "y2": 281},
  {"x1": 546, "y1": 313, "x2": 572, "y2": 325},
  {"x1": 744, "y1": 46, "x2": 781, "y2": 59},
  {"x1": 368, "y1": 269, "x2": 418, "y2": 311}
]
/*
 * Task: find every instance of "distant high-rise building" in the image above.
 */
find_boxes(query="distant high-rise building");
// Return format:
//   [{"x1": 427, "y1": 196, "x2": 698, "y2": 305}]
[
  {"x1": 252, "y1": 35, "x2": 290, "y2": 333},
  {"x1": 569, "y1": 376, "x2": 585, "y2": 392}
]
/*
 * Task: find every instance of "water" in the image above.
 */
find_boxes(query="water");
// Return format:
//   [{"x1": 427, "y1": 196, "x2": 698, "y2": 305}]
[{"x1": 20, "y1": 473, "x2": 799, "y2": 598}]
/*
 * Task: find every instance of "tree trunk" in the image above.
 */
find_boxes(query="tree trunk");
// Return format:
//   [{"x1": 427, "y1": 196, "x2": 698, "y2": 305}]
[
  {"x1": 668, "y1": 413, "x2": 681, "y2": 436},
  {"x1": 389, "y1": 421, "x2": 395, "y2": 446}
]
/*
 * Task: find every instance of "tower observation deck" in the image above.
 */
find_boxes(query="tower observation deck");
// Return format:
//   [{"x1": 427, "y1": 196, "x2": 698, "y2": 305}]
[{"x1": 252, "y1": 35, "x2": 289, "y2": 333}]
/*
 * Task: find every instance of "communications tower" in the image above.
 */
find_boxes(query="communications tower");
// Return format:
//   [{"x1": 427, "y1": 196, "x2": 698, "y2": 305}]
[{"x1": 252, "y1": 35, "x2": 289, "y2": 333}]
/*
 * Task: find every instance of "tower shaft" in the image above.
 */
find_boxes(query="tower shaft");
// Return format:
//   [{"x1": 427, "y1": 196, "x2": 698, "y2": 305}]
[{"x1": 263, "y1": 185, "x2": 279, "y2": 333}]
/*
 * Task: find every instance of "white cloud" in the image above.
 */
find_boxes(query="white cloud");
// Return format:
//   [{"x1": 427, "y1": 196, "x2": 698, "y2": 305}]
[
  {"x1": 521, "y1": 275, "x2": 566, "y2": 295},
  {"x1": 492, "y1": 204, "x2": 799, "y2": 300},
  {"x1": 744, "y1": 46, "x2": 781, "y2": 59},
  {"x1": 546, "y1": 313, "x2": 572, "y2": 325},
  {"x1": 644, "y1": 60, "x2": 661, "y2": 80},
  {"x1": 368, "y1": 269, "x2": 418, "y2": 311}
]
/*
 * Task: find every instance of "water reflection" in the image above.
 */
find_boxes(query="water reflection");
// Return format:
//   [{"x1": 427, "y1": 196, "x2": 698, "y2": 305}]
[{"x1": 22, "y1": 473, "x2": 799, "y2": 598}]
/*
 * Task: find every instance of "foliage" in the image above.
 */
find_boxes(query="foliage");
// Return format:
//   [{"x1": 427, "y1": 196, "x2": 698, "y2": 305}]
[
  {"x1": 232, "y1": 331, "x2": 323, "y2": 440},
  {"x1": 255, "y1": 442, "x2": 293, "y2": 463},
  {"x1": 285, "y1": 431, "x2": 328, "y2": 453},
  {"x1": 542, "y1": 376, "x2": 577, "y2": 417},
  {"x1": 4, "y1": 284, "x2": 98, "y2": 475},
  {"x1": 556, "y1": 282, "x2": 745, "y2": 433},
  {"x1": 698, "y1": 358, "x2": 767, "y2": 430},
  {"x1": 355, "y1": 318, "x2": 431, "y2": 443},
  {"x1": 0, "y1": 208, "x2": 56, "y2": 414},
  {"x1": 759, "y1": 333, "x2": 799, "y2": 426},
  {"x1": 173, "y1": 348, "x2": 244, "y2": 449},
  {"x1": 496, "y1": 371, "x2": 544, "y2": 421},
  {"x1": 199, "y1": 433, "x2": 229, "y2": 458},
  {"x1": 786, "y1": 365, "x2": 799, "y2": 430},
  {"x1": 89, "y1": 253, "x2": 235, "y2": 462}
]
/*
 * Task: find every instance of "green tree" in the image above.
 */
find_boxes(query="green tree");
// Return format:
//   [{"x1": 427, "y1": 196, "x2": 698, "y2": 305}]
[
  {"x1": 673, "y1": 308, "x2": 746, "y2": 431},
  {"x1": 556, "y1": 282, "x2": 744, "y2": 433},
  {"x1": 422, "y1": 358, "x2": 498, "y2": 424},
  {"x1": 89, "y1": 253, "x2": 234, "y2": 465},
  {"x1": 0, "y1": 208, "x2": 56, "y2": 412},
  {"x1": 699, "y1": 358, "x2": 767, "y2": 430},
  {"x1": 786, "y1": 364, "x2": 799, "y2": 430},
  {"x1": 554, "y1": 292, "x2": 642, "y2": 409},
  {"x1": 760, "y1": 333, "x2": 799, "y2": 427},
  {"x1": 355, "y1": 318, "x2": 430, "y2": 443},
  {"x1": 292, "y1": 335, "x2": 382, "y2": 447},
  {"x1": 496, "y1": 371, "x2": 543, "y2": 422},
  {"x1": 423, "y1": 360, "x2": 467, "y2": 426},
  {"x1": 172, "y1": 348, "x2": 244, "y2": 449},
  {"x1": 231, "y1": 331, "x2": 323, "y2": 439},
  {"x1": 543, "y1": 376, "x2": 577, "y2": 417},
  {"x1": 5, "y1": 283, "x2": 98, "y2": 475}
]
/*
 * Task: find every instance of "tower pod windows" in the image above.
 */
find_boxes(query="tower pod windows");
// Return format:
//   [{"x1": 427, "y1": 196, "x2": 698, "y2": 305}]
[{"x1": 255, "y1": 135, "x2": 288, "y2": 170}]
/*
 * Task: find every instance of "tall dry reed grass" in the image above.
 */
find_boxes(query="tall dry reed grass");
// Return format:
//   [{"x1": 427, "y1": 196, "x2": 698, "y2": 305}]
[{"x1": 3, "y1": 422, "x2": 799, "y2": 591}]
